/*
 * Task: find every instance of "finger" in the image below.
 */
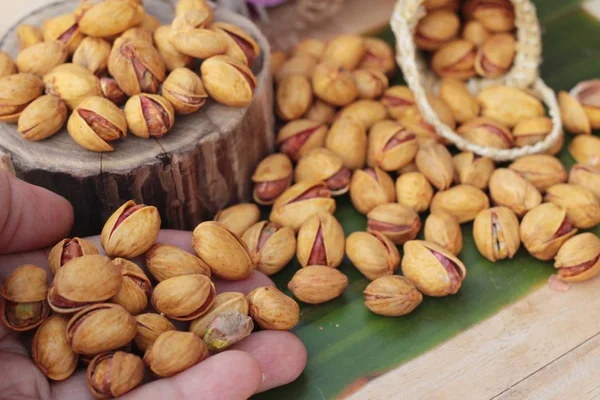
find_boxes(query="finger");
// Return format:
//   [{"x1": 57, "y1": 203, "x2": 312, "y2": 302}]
[
  {"x1": 0, "y1": 171, "x2": 74, "y2": 255},
  {"x1": 232, "y1": 331, "x2": 307, "y2": 393},
  {"x1": 50, "y1": 371, "x2": 94, "y2": 400}
]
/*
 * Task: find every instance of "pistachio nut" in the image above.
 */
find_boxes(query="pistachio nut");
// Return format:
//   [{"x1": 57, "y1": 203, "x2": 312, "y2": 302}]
[
  {"x1": 0, "y1": 298, "x2": 50, "y2": 332},
  {"x1": 364, "y1": 275, "x2": 422, "y2": 317},
  {"x1": 358, "y1": 37, "x2": 396, "y2": 76},
  {"x1": 275, "y1": 54, "x2": 317, "y2": 82},
  {"x1": 545, "y1": 183, "x2": 600, "y2": 229},
  {"x1": 424, "y1": 212, "x2": 463, "y2": 256},
  {"x1": 276, "y1": 119, "x2": 328, "y2": 162},
  {"x1": 554, "y1": 233, "x2": 600, "y2": 282},
  {"x1": 77, "y1": 0, "x2": 144, "y2": 37},
  {"x1": 0, "y1": 73, "x2": 44, "y2": 123},
  {"x1": 415, "y1": 9, "x2": 460, "y2": 51},
  {"x1": 424, "y1": 0, "x2": 460, "y2": 10},
  {"x1": 242, "y1": 221, "x2": 296, "y2": 276},
  {"x1": 350, "y1": 167, "x2": 396, "y2": 214},
  {"x1": 312, "y1": 61, "x2": 358, "y2": 107},
  {"x1": 353, "y1": 68, "x2": 389, "y2": 99},
  {"x1": 322, "y1": 35, "x2": 365, "y2": 70},
  {"x1": 489, "y1": 168, "x2": 541, "y2": 217},
  {"x1": 415, "y1": 143, "x2": 455, "y2": 190},
  {"x1": 569, "y1": 164, "x2": 600, "y2": 199},
  {"x1": 288, "y1": 265, "x2": 348, "y2": 304},
  {"x1": 161, "y1": 67, "x2": 208, "y2": 114},
  {"x1": 276, "y1": 74, "x2": 313, "y2": 120},
  {"x1": 214, "y1": 203, "x2": 261, "y2": 237},
  {"x1": 44, "y1": 63, "x2": 102, "y2": 110},
  {"x1": 430, "y1": 184, "x2": 490, "y2": 223},
  {"x1": 295, "y1": 148, "x2": 351, "y2": 195},
  {"x1": 452, "y1": 152, "x2": 495, "y2": 190},
  {"x1": 402, "y1": 240, "x2": 467, "y2": 296},
  {"x1": 439, "y1": 78, "x2": 479, "y2": 123},
  {"x1": 143, "y1": 331, "x2": 208, "y2": 377},
  {"x1": 251, "y1": 153, "x2": 294, "y2": 205},
  {"x1": 120, "y1": 27, "x2": 154, "y2": 44},
  {"x1": 140, "y1": 13, "x2": 161, "y2": 33},
  {"x1": 457, "y1": 117, "x2": 514, "y2": 149},
  {"x1": 431, "y1": 39, "x2": 476, "y2": 80},
  {"x1": 462, "y1": 20, "x2": 490, "y2": 47},
  {"x1": 192, "y1": 221, "x2": 254, "y2": 280},
  {"x1": 380, "y1": 85, "x2": 416, "y2": 120},
  {"x1": 201, "y1": 55, "x2": 256, "y2": 107},
  {"x1": 570, "y1": 80, "x2": 600, "y2": 129},
  {"x1": 568, "y1": 134, "x2": 600, "y2": 167},
  {"x1": 86, "y1": 351, "x2": 144, "y2": 398},
  {"x1": 48, "y1": 237, "x2": 99, "y2": 276},
  {"x1": 270, "y1": 181, "x2": 336, "y2": 231},
  {"x1": 478, "y1": 86, "x2": 545, "y2": 128},
  {"x1": 124, "y1": 93, "x2": 175, "y2": 138},
  {"x1": 558, "y1": 91, "x2": 591, "y2": 135},
  {"x1": 151, "y1": 274, "x2": 215, "y2": 321},
  {"x1": 367, "y1": 203, "x2": 421, "y2": 245},
  {"x1": 395, "y1": 172, "x2": 434, "y2": 213},
  {"x1": 399, "y1": 96, "x2": 456, "y2": 145},
  {"x1": 101, "y1": 200, "x2": 161, "y2": 258},
  {"x1": 146, "y1": 243, "x2": 211, "y2": 282},
  {"x1": 296, "y1": 212, "x2": 345, "y2": 268},
  {"x1": 170, "y1": 10, "x2": 227, "y2": 59},
  {"x1": 212, "y1": 22, "x2": 260, "y2": 66},
  {"x1": 367, "y1": 120, "x2": 417, "y2": 171},
  {"x1": 68, "y1": 96, "x2": 127, "y2": 152},
  {"x1": 175, "y1": 0, "x2": 213, "y2": 17},
  {"x1": 203, "y1": 310, "x2": 254, "y2": 352},
  {"x1": 474, "y1": 33, "x2": 515, "y2": 78},
  {"x1": 346, "y1": 231, "x2": 400, "y2": 280},
  {"x1": 473, "y1": 207, "x2": 520, "y2": 262},
  {"x1": 32, "y1": 315, "x2": 78, "y2": 381},
  {"x1": 100, "y1": 77, "x2": 128, "y2": 105},
  {"x1": 154, "y1": 25, "x2": 193, "y2": 72},
  {"x1": 520, "y1": 202, "x2": 577, "y2": 260},
  {"x1": 325, "y1": 117, "x2": 367, "y2": 169},
  {"x1": 292, "y1": 38, "x2": 325, "y2": 60},
  {"x1": 134, "y1": 313, "x2": 176, "y2": 352},
  {"x1": 0, "y1": 52, "x2": 16, "y2": 78},
  {"x1": 247, "y1": 286, "x2": 299, "y2": 330},
  {"x1": 508, "y1": 155, "x2": 567, "y2": 192},
  {"x1": 304, "y1": 99, "x2": 336, "y2": 124},
  {"x1": 15, "y1": 41, "x2": 67, "y2": 77},
  {"x1": 270, "y1": 51, "x2": 288, "y2": 76},
  {"x1": 17, "y1": 95, "x2": 67, "y2": 141},
  {"x1": 72, "y1": 38, "x2": 111, "y2": 76},
  {"x1": 16, "y1": 24, "x2": 43, "y2": 50},
  {"x1": 512, "y1": 116, "x2": 554, "y2": 148},
  {"x1": 336, "y1": 99, "x2": 387, "y2": 129},
  {"x1": 41, "y1": 13, "x2": 84, "y2": 54},
  {"x1": 468, "y1": 0, "x2": 515, "y2": 33},
  {"x1": 110, "y1": 258, "x2": 151, "y2": 316},
  {"x1": 190, "y1": 292, "x2": 249, "y2": 338}
]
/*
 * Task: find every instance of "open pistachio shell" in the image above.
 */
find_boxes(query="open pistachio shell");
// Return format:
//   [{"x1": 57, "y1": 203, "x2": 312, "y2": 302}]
[
  {"x1": 554, "y1": 233, "x2": 600, "y2": 282},
  {"x1": 44, "y1": 63, "x2": 102, "y2": 110},
  {"x1": 312, "y1": 61, "x2": 358, "y2": 107},
  {"x1": 364, "y1": 275, "x2": 423, "y2": 316},
  {"x1": 381, "y1": 85, "x2": 416, "y2": 120},
  {"x1": 214, "y1": 203, "x2": 261, "y2": 237},
  {"x1": 0, "y1": 73, "x2": 44, "y2": 123},
  {"x1": 72, "y1": 37, "x2": 112, "y2": 76},
  {"x1": 512, "y1": 116, "x2": 554, "y2": 148},
  {"x1": 452, "y1": 152, "x2": 495, "y2": 190},
  {"x1": 151, "y1": 274, "x2": 215, "y2": 321},
  {"x1": 367, "y1": 120, "x2": 418, "y2": 171},
  {"x1": 154, "y1": 25, "x2": 193, "y2": 72},
  {"x1": 297, "y1": 212, "x2": 345, "y2": 268},
  {"x1": 247, "y1": 286, "x2": 299, "y2": 330},
  {"x1": 251, "y1": 153, "x2": 294, "y2": 205},
  {"x1": 242, "y1": 221, "x2": 296, "y2": 276},
  {"x1": 558, "y1": 90, "x2": 591, "y2": 135},
  {"x1": 134, "y1": 313, "x2": 176, "y2": 352},
  {"x1": 0, "y1": 264, "x2": 48, "y2": 303},
  {"x1": 143, "y1": 331, "x2": 208, "y2": 377},
  {"x1": 415, "y1": 9, "x2": 460, "y2": 51},
  {"x1": 462, "y1": 20, "x2": 490, "y2": 47},
  {"x1": 161, "y1": 67, "x2": 208, "y2": 115},
  {"x1": 473, "y1": 207, "x2": 520, "y2": 262},
  {"x1": 349, "y1": 167, "x2": 396, "y2": 214},
  {"x1": 359, "y1": 37, "x2": 396, "y2": 75},
  {"x1": 32, "y1": 315, "x2": 78, "y2": 381},
  {"x1": 294, "y1": 148, "x2": 351, "y2": 196},
  {"x1": 570, "y1": 79, "x2": 600, "y2": 129},
  {"x1": 124, "y1": 94, "x2": 175, "y2": 139},
  {"x1": 189, "y1": 292, "x2": 249, "y2": 338},
  {"x1": 424, "y1": 212, "x2": 463, "y2": 256},
  {"x1": 111, "y1": 258, "x2": 152, "y2": 316},
  {"x1": 468, "y1": 0, "x2": 515, "y2": 32},
  {"x1": 568, "y1": 135, "x2": 600, "y2": 167},
  {"x1": 545, "y1": 183, "x2": 600, "y2": 229},
  {"x1": 146, "y1": 243, "x2": 211, "y2": 281},
  {"x1": 48, "y1": 237, "x2": 99, "y2": 276},
  {"x1": 478, "y1": 86, "x2": 545, "y2": 128},
  {"x1": 457, "y1": 117, "x2": 513, "y2": 149},
  {"x1": 431, "y1": 39, "x2": 476, "y2": 80},
  {"x1": 41, "y1": 13, "x2": 84, "y2": 54},
  {"x1": 86, "y1": 351, "x2": 144, "y2": 398},
  {"x1": 346, "y1": 231, "x2": 400, "y2": 280},
  {"x1": 212, "y1": 22, "x2": 260, "y2": 66},
  {"x1": 270, "y1": 181, "x2": 336, "y2": 231},
  {"x1": 367, "y1": 203, "x2": 421, "y2": 245},
  {"x1": 16, "y1": 24, "x2": 43, "y2": 50},
  {"x1": 520, "y1": 203, "x2": 577, "y2": 260},
  {"x1": 353, "y1": 69, "x2": 389, "y2": 99},
  {"x1": 430, "y1": 184, "x2": 490, "y2": 223},
  {"x1": 170, "y1": 9, "x2": 227, "y2": 59},
  {"x1": 508, "y1": 155, "x2": 567, "y2": 192},
  {"x1": 569, "y1": 164, "x2": 600, "y2": 199},
  {"x1": 201, "y1": 55, "x2": 256, "y2": 107},
  {"x1": 474, "y1": 33, "x2": 515, "y2": 79},
  {"x1": 0, "y1": 299, "x2": 50, "y2": 332},
  {"x1": 304, "y1": 99, "x2": 336, "y2": 125},
  {"x1": 489, "y1": 169, "x2": 541, "y2": 217}
]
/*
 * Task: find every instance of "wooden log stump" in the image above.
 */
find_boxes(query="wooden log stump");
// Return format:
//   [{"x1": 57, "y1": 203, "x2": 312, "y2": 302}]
[{"x1": 0, "y1": 0, "x2": 274, "y2": 236}]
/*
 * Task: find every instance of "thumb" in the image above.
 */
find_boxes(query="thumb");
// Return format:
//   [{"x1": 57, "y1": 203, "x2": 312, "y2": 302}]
[{"x1": 0, "y1": 171, "x2": 74, "y2": 254}]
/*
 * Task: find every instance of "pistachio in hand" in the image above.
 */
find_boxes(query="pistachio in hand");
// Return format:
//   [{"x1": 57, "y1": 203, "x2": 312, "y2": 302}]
[
  {"x1": 288, "y1": 266, "x2": 348, "y2": 305},
  {"x1": 144, "y1": 331, "x2": 208, "y2": 377},
  {"x1": 44, "y1": 63, "x2": 102, "y2": 110},
  {"x1": 146, "y1": 243, "x2": 211, "y2": 282},
  {"x1": 473, "y1": 207, "x2": 520, "y2": 262},
  {"x1": 72, "y1": 37, "x2": 112, "y2": 76},
  {"x1": 16, "y1": 24, "x2": 42, "y2": 50},
  {"x1": 154, "y1": 25, "x2": 193, "y2": 72},
  {"x1": 297, "y1": 212, "x2": 345, "y2": 268},
  {"x1": 170, "y1": 10, "x2": 227, "y2": 59},
  {"x1": 162, "y1": 67, "x2": 208, "y2": 114},
  {"x1": 322, "y1": 35, "x2": 365, "y2": 70},
  {"x1": 201, "y1": 55, "x2": 256, "y2": 107},
  {"x1": 545, "y1": 183, "x2": 600, "y2": 229},
  {"x1": 276, "y1": 119, "x2": 328, "y2": 162},
  {"x1": 350, "y1": 167, "x2": 396, "y2": 214},
  {"x1": 396, "y1": 172, "x2": 434, "y2": 213},
  {"x1": 247, "y1": 286, "x2": 300, "y2": 330},
  {"x1": 124, "y1": 94, "x2": 175, "y2": 138},
  {"x1": 554, "y1": 233, "x2": 600, "y2": 282},
  {"x1": 452, "y1": 152, "x2": 495, "y2": 190},
  {"x1": 32, "y1": 315, "x2": 78, "y2": 381},
  {"x1": 276, "y1": 74, "x2": 313, "y2": 120},
  {"x1": 134, "y1": 313, "x2": 176, "y2": 352},
  {"x1": 203, "y1": 310, "x2": 254, "y2": 352},
  {"x1": 364, "y1": 275, "x2": 422, "y2": 316},
  {"x1": 17, "y1": 95, "x2": 67, "y2": 141},
  {"x1": 325, "y1": 117, "x2": 367, "y2": 170},
  {"x1": 346, "y1": 231, "x2": 400, "y2": 280},
  {"x1": 190, "y1": 292, "x2": 249, "y2": 338},
  {"x1": 111, "y1": 258, "x2": 152, "y2": 316},
  {"x1": 431, "y1": 39, "x2": 476, "y2": 80},
  {"x1": 0, "y1": 73, "x2": 44, "y2": 123},
  {"x1": 367, "y1": 120, "x2": 418, "y2": 171},
  {"x1": 312, "y1": 61, "x2": 358, "y2": 107},
  {"x1": 77, "y1": 0, "x2": 144, "y2": 37},
  {"x1": 242, "y1": 221, "x2": 296, "y2": 276},
  {"x1": 294, "y1": 148, "x2": 351, "y2": 195},
  {"x1": 424, "y1": 212, "x2": 463, "y2": 256},
  {"x1": 212, "y1": 22, "x2": 260, "y2": 66},
  {"x1": 41, "y1": 13, "x2": 84, "y2": 54},
  {"x1": 430, "y1": 184, "x2": 490, "y2": 223},
  {"x1": 214, "y1": 203, "x2": 261, "y2": 237},
  {"x1": 48, "y1": 237, "x2": 99, "y2": 275},
  {"x1": 474, "y1": 33, "x2": 516, "y2": 78},
  {"x1": 86, "y1": 351, "x2": 144, "y2": 399},
  {"x1": 151, "y1": 274, "x2": 215, "y2": 321},
  {"x1": 251, "y1": 153, "x2": 294, "y2": 205},
  {"x1": 415, "y1": 9, "x2": 460, "y2": 51},
  {"x1": 16, "y1": 41, "x2": 68, "y2": 77}
]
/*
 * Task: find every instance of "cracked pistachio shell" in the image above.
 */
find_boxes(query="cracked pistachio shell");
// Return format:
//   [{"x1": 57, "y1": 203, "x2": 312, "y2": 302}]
[
  {"x1": 214, "y1": 203, "x2": 261, "y2": 237},
  {"x1": 0, "y1": 299, "x2": 49, "y2": 332},
  {"x1": 41, "y1": 13, "x2": 84, "y2": 54},
  {"x1": 288, "y1": 266, "x2": 348, "y2": 304},
  {"x1": 192, "y1": 221, "x2": 254, "y2": 280},
  {"x1": 0, "y1": 73, "x2": 44, "y2": 123},
  {"x1": 144, "y1": 331, "x2": 208, "y2": 377},
  {"x1": 270, "y1": 181, "x2": 336, "y2": 231},
  {"x1": 154, "y1": 25, "x2": 193, "y2": 71},
  {"x1": 242, "y1": 221, "x2": 296, "y2": 276},
  {"x1": 380, "y1": 85, "x2": 416, "y2": 120},
  {"x1": 276, "y1": 119, "x2": 328, "y2": 162},
  {"x1": 415, "y1": 9, "x2": 460, "y2": 51},
  {"x1": 68, "y1": 96, "x2": 127, "y2": 152},
  {"x1": 146, "y1": 243, "x2": 211, "y2": 281},
  {"x1": 251, "y1": 153, "x2": 293, "y2": 205},
  {"x1": 545, "y1": 183, "x2": 600, "y2": 229},
  {"x1": 402, "y1": 240, "x2": 467, "y2": 296},
  {"x1": 570, "y1": 80, "x2": 600, "y2": 129},
  {"x1": 569, "y1": 135, "x2": 600, "y2": 167},
  {"x1": 111, "y1": 258, "x2": 152, "y2": 315},
  {"x1": 16, "y1": 24, "x2": 42, "y2": 50},
  {"x1": 312, "y1": 61, "x2": 358, "y2": 107},
  {"x1": 151, "y1": 274, "x2": 216, "y2": 321},
  {"x1": 467, "y1": 0, "x2": 515, "y2": 32},
  {"x1": 292, "y1": 38, "x2": 326, "y2": 60},
  {"x1": 569, "y1": 164, "x2": 600, "y2": 199},
  {"x1": 489, "y1": 168, "x2": 541, "y2": 217},
  {"x1": 247, "y1": 286, "x2": 299, "y2": 330},
  {"x1": 120, "y1": 27, "x2": 154, "y2": 43},
  {"x1": 201, "y1": 55, "x2": 256, "y2": 107},
  {"x1": 337, "y1": 99, "x2": 387, "y2": 129},
  {"x1": 276, "y1": 54, "x2": 317, "y2": 82},
  {"x1": 431, "y1": 184, "x2": 490, "y2": 223},
  {"x1": 346, "y1": 231, "x2": 400, "y2": 280},
  {"x1": 295, "y1": 148, "x2": 351, "y2": 195},
  {"x1": 72, "y1": 37, "x2": 111, "y2": 76},
  {"x1": 353, "y1": 69, "x2": 389, "y2": 99},
  {"x1": 326, "y1": 117, "x2": 367, "y2": 169},
  {"x1": 367, "y1": 203, "x2": 421, "y2": 245},
  {"x1": 431, "y1": 40, "x2": 476, "y2": 80},
  {"x1": 0, "y1": 52, "x2": 16, "y2": 78},
  {"x1": 399, "y1": 96, "x2": 455, "y2": 145},
  {"x1": 77, "y1": 0, "x2": 144, "y2": 37},
  {"x1": 175, "y1": 0, "x2": 213, "y2": 17},
  {"x1": 473, "y1": 207, "x2": 520, "y2": 262},
  {"x1": 323, "y1": 35, "x2": 365, "y2": 70},
  {"x1": 416, "y1": 143, "x2": 455, "y2": 190},
  {"x1": 0, "y1": 264, "x2": 47, "y2": 302},
  {"x1": 86, "y1": 351, "x2": 144, "y2": 398},
  {"x1": 134, "y1": 313, "x2": 176, "y2": 352},
  {"x1": 17, "y1": 95, "x2": 67, "y2": 141},
  {"x1": 359, "y1": 37, "x2": 395, "y2": 75},
  {"x1": 554, "y1": 233, "x2": 600, "y2": 282},
  {"x1": 297, "y1": 212, "x2": 345, "y2": 268},
  {"x1": 124, "y1": 94, "x2": 174, "y2": 139},
  {"x1": 304, "y1": 99, "x2": 336, "y2": 124},
  {"x1": 368, "y1": 120, "x2": 418, "y2": 171},
  {"x1": 170, "y1": 10, "x2": 227, "y2": 59},
  {"x1": 32, "y1": 315, "x2": 78, "y2": 381},
  {"x1": 478, "y1": 86, "x2": 545, "y2": 128},
  {"x1": 101, "y1": 200, "x2": 161, "y2": 258},
  {"x1": 559, "y1": 90, "x2": 591, "y2": 135},
  {"x1": 16, "y1": 41, "x2": 68, "y2": 77},
  {"x1": 424, "y1": 212, "x2": 463, "y2": 256},
  {"x1": 452, "y1": 152, "x2": 495, "y2": 190},
  {"x1": 457, "y1": 117, "x2": 514, "y2": 149},
  {"x1": 350, "y1": 167, "x2": 396, "y2": 214},
  {"x1": 276, "y1": 74, "x2": 313, "y2": 120},
  {"x1": 520, "y1": 203, "x2": 577, "y2": 261},
  {"x1": 48, "y1": 255, "x2": 121, "y2": 314},
  {"x1": 48, "y1": 237, "x2": 99, "y2": 276},
  {"x1": 512, "y1": 116, "x2": 553, "y2": 147},
  {"x1": 162, "y1": 67, "x2": 208, "y2": 114},
  {"x1": 474, "y1": 33, "x2": 515, "y2": 79},
  {"x1": 396, "y1": 172, "x2": 433, "y2": 213},
  {"x1": 190, "y1": 292, "x2": 249, "y2": 338},
  {"x1": 100, "y1": 76, "x2": 127, "y2": 105},
  {"x1": 439, "y1": 78, "x2": 479, "y2": 123},
  {"x1": 212, "y1": 22, "x2": 260, "y2": 66},
  {"x1": 44, "y1": 63, "x2": 102, "y2": 110},
  {"x1": 462, "y1": 20, "x2": 490, "y2": 47},
  {"x1": 508, "y1": 155, "x2": 567, "y2": 192},
  {"x1": 364, "y1": 275, "x2": 422, "y2": 316},
  {"x1": 66, "y1": 303, "x2": 137, "y2": 356}
]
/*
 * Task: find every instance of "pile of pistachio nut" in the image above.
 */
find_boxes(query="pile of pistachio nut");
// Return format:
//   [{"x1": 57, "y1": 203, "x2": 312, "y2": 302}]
[
  {"x1": 0, "y1": 201, "x2": 300, "y2": 398},
  {"x1": 415, "y1": 0, "x2": 517, "y2": 80},
  {"x1": 0, "y1": 0, "x2": 259, "y2": 152}
]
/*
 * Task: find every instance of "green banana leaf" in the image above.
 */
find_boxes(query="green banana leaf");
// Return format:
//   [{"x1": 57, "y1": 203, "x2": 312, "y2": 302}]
[{"x1": 258, "y1": 1, "x2": 600, "y2": 398}]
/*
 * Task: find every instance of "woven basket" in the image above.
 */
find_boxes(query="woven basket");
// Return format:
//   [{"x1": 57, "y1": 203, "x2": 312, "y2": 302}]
[{"x1": 390, "y1": 0, "x2": 563, "y2": 161}]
